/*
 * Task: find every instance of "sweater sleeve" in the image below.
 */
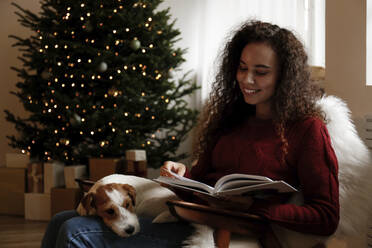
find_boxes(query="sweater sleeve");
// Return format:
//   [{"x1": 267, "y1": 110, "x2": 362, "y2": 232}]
[{"x1": 249, "y1": 119, "x2": 340, "y2": 235}]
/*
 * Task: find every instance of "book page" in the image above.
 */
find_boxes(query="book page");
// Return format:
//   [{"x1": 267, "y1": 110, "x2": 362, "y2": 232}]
[
  {"x1": 154, "y1": 175, "x2": 214, "y2": 194},
  {"x1": 214, "y1": 173, "x2": 272, "y2": 192},
  {"x1": 216, "y1": 180, "x2": 297, "y2": 196}
]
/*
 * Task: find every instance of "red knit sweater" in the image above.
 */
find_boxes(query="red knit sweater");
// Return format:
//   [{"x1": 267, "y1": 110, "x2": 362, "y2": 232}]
[{"x1": 189, "y1": 117, "x2": 340, "y2": 236}]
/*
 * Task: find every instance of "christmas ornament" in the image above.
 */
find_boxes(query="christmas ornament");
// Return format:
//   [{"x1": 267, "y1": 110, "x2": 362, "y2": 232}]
[
  {"x1": 97, "y1": 61, "x2": 108, "y2": 72},
  {"x1": 130, "y1": 39, "x2": 141, "y2": 50},
  {"x1": 168, "y1": 69, "x2": 176, "y2": 78}
]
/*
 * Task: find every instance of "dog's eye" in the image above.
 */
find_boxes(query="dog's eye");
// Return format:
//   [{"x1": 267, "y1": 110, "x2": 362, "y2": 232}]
[
  {"x1": 125, "y1": 202, "x2": 130, "y2": 208},
  {"x1": 105, "y1": 208, "x2": 115, "y2": 216}
]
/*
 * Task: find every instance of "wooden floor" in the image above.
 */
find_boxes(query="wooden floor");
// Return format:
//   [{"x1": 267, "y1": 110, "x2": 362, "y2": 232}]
[{"x1": 0, "y1": 215, "x2": 48, "y2": 248}]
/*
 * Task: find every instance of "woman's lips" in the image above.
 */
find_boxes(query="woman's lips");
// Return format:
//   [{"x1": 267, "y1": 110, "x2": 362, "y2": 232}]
[{"x1": 243, "y1": 88, "x2": 261, "y2": 95}]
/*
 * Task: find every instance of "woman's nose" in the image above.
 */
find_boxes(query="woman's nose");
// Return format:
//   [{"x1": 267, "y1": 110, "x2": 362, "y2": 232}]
[{"x1": 242, "y1": 73, "x2": 254, "y2": 85}]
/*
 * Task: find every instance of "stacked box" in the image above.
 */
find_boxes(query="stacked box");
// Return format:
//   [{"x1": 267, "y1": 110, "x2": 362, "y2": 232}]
[
  {"x1": 5, "y1": 153, "x2": 29, "y2": 168},
  {"x1": 64, "y1": 165, "x2": 87, "y2": 188},
  {"x1": 27, "y1": 162, "x2": 44, "y2": 193},
  {"x1": 24, "y1": 193, "x2": 51, "y2": 220},
  {"x1": 0, "y1": 168, "x2": 26, "y2": 215},
  {"x1": 89, "y1": 158, "x2": 125, "y2": 181},
  {"x1": 44, "y1": 162, "x2": 65, "y2": 193},
  {"x1": 125, "y1": 149, "x2": 147, "y2": 161},
  {"x1": 125, "y1": 150, "x2": 147, "y2": 178},
  {"x1": 51, "y1": 187, "x2": 83, "y2": 216},
  {"x1": 125, "y1": 160, "x2": 147, "y2": 178}
]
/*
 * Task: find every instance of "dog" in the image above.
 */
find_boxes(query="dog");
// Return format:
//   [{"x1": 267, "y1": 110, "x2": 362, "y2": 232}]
[{"x1": 76, "y1": 174, "x2": 179, "y2": 238}]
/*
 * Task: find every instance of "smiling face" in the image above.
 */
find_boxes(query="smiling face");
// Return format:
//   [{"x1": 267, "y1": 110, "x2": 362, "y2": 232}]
[{"x1": 236, "y1": 42, "x2": 280, "y2": 119}]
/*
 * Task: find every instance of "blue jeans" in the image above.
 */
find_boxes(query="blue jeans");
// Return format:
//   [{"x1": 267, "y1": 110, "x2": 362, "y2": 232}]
[{"x1": 41, "y1": 210, "x2": 194, "y2": 248}]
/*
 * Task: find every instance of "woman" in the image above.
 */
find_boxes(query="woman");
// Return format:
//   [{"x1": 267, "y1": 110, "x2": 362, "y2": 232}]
[
  {"x1": 42, "y1": 20, "x2": 339, "y2": 247},
  {"x1": 163, "y1": 20, "x2": 339, "y2": 236}
]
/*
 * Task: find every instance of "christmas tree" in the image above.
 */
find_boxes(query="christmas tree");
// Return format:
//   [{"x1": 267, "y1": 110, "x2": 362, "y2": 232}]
[{"x1": 5, "y1": 0, "x2": 199, "y2": 168}]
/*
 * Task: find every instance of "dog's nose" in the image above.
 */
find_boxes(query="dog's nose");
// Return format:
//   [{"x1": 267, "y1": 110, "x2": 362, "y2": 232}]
[{"x1": 125, "y1": 225, "x2": 135, "y2": 235}]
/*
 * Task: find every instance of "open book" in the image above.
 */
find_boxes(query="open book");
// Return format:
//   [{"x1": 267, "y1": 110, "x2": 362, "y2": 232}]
[{"x1": 154, "y1": 170, "x2": 297, "y2": 197}]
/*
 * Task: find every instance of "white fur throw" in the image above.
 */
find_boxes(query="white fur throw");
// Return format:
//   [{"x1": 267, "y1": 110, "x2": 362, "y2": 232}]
[
  {"x1": 183, "y1": 95, "x2": 372, "y2": 248},
  {"x1": 317, "y1": 95, "x2": 372, "y2": 237}
]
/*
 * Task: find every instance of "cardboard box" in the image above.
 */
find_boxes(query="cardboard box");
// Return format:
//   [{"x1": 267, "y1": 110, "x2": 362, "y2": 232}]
[
  {"x1": 0, "y1": 167, "x2": 26, "y2": 215},
  {"x1": 125, "y1": 149, "x2": 146, "y2": 161},
  {"x1": 0, "y1": 167, "x2": 26, "y2": 192},
  {"x1": 5, "y1": 153, "x2": 30, "y2": 168},
  {"x1": 27, "y1": 162, "x2": 44, "y2": 193},
  {"x1": 0, "y1": 191, "x2": 24, "y2": 215},
  {"x1": 126, "y1": 160, "x2": 147, "y2": 178},
  {"x1": 64, "y1": 165, "x2": 87, "y2": 188},
  {"x1": 24, "y1": 193, "x2": 51, "y2": 220},
  {"x1": 89, "y1": 158, "x2": 124, "y2": 181},
  {"x1": 44, "y1": 162, "x2": 65, "y2": 193},
  {"x1": 51, "y1": 187, "x2": 83, "y2": 216}
]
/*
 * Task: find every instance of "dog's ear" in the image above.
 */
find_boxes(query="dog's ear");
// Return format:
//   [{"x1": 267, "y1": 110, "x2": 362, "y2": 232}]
[
  {"x1": 122, "y1": 184, "x2": 136, "y2": 206},
  {"x1": 81, "y1": 192, "x2": 96, "y2": 212}
]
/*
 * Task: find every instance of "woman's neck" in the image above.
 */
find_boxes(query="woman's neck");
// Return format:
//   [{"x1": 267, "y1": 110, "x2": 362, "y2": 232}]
[{"x1": 255, "y1": 104, "x2": 273, "y2": 120}]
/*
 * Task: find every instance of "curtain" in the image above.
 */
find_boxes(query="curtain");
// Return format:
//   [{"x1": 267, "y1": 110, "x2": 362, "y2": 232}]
[{"x1": 367, "y1": 0, "x2": 372, "y2": 86}]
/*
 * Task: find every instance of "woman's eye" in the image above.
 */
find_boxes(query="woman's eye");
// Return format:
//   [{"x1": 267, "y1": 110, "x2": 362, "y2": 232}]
[
  {"x1": 105, "y1": 209, "x2": 115, "y2": 215},
  {"x1": 238, "y1": 66, "x2": 248, "y2": 71},
  {"x1": 256, "y1": 71, "x2": 268, "y2": 76}
]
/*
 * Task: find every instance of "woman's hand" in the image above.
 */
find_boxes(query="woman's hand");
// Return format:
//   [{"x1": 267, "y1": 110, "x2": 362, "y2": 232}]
[{"x1": 160, "y1": 161, "x2": 186, "y2": 177}]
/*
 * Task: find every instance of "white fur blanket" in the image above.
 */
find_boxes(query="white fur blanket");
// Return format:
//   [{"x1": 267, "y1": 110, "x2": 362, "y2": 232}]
[{"x1": 183, "y1": 95, "x2": 372, "y2": 248}]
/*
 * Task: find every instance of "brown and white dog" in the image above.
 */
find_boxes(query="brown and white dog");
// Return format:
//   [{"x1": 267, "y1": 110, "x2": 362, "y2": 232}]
[{"x1": 76, "y1": 174, "x2": 179, "y2": 238}]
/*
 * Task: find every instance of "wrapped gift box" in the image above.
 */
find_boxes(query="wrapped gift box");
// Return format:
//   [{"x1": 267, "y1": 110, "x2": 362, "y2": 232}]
[
  {"x1": 125, "y1": 149, "x2": 146, "y2": 161},
  {"x1": 0, "y1": 191, "x2": 24, "y2": 215},
  {"x1": 24, "y1": 193, "x2": 51, "y2": 220},
  {"x1": 0, "y1": 167, "x2": 26, "y2": 192},
  {"x1": 5, "y1": 153, "x2": 30, "y2": 168},
  {"x1": 64, "y1": 165, "x2": 87, "y2": 188},
  {"x1": 89, "y1": 158, "x2": 125, "y2": 181},
  {"x1": 51, "y1": 187, "x2": 83, "y2": 216},
  {"x1": 44, "y1": 162, "x2": 65, "y2": 193},
  {"x1": 27, "y1": 162, "x2": 44, "y2": 193},
  {"x1": 0, "y1": 167, "x2": 26, "y2": 215},
  {"x1": 125, "y1": 160, "x2": 147, "y2": 178}
]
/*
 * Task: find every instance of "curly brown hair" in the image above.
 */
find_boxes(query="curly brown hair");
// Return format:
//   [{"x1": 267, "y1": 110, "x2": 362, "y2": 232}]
[{"x1": 193, "y1": 20, "x2": 324, "y2": 164}]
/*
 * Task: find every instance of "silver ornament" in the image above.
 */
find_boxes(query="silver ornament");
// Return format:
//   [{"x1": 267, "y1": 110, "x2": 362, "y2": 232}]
[
  {"x1": 130, "y1": 39, "x2": 141, "y2": 50},
  {"x1": 97, "y1": 61, "x2": 108, "y2": 72}
]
